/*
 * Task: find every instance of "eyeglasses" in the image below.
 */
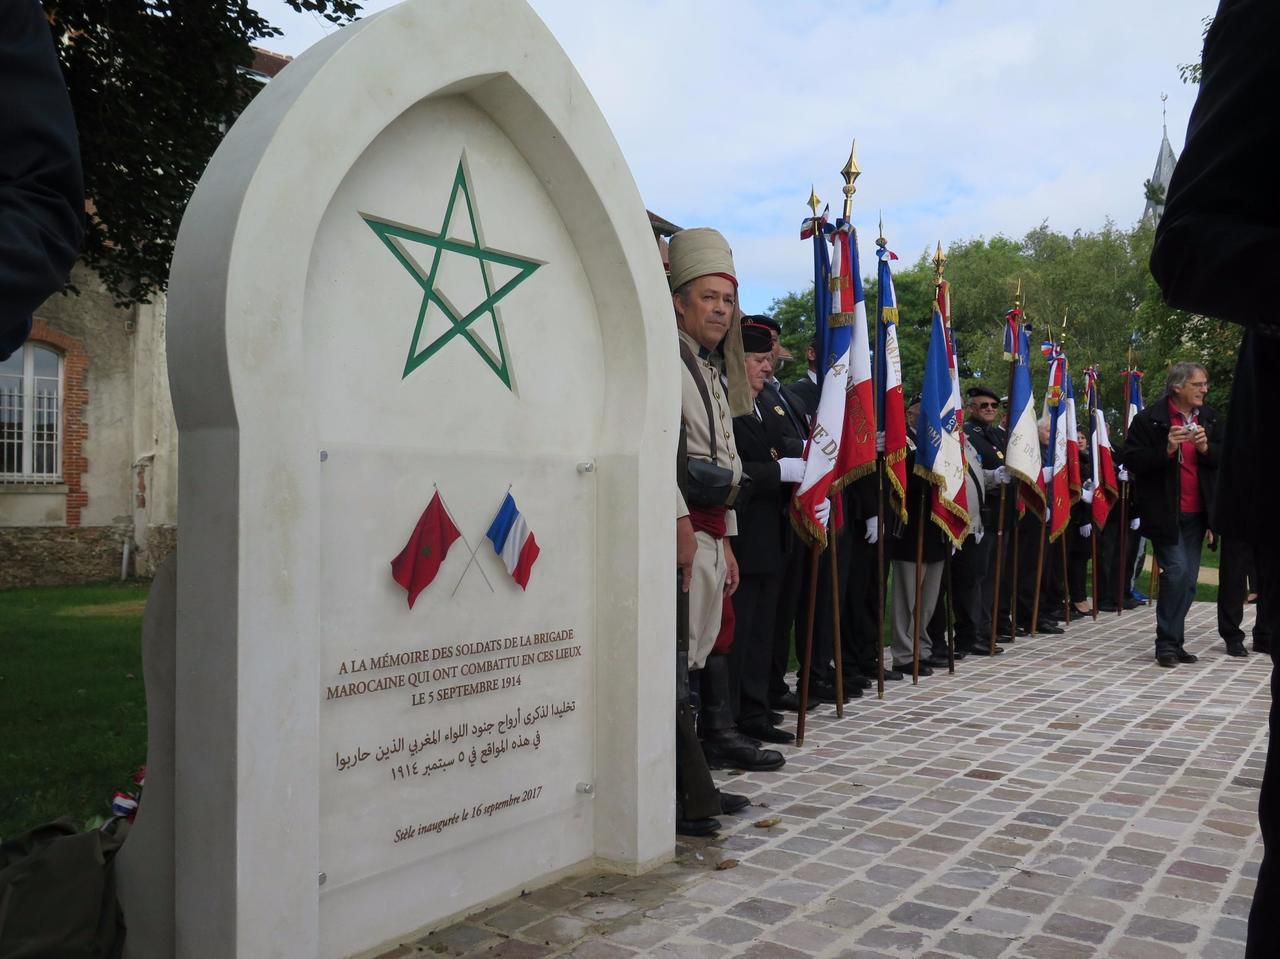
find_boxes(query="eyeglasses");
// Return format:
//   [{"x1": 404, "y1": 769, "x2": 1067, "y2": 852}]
[{"x1": 975, "y1": 402, "x2": 998, "y2": 409}]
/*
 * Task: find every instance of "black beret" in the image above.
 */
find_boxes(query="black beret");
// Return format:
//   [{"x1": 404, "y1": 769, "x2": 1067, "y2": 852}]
[
  {"x1": 743, "y1": 313, "x2": 781, "y2": 334},
  {"x1": 966, "y1": 385, "x2": 999, "y2": 402},
  {"x1": 741, "y1": 322, "x2": 773, "y2": 354},
  {"x1": 907, "y1": 393, "x2": 922, "y2": 408}
]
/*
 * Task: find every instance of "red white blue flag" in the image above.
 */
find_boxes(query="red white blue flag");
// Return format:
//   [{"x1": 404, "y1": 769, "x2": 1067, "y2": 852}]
[
  {"x1": 792, "y1": 213, "x2": 847, "y2": 547},
  {"x1": 915, "y1": 296, "x2": 969, "y2": 546},
  {"x1": 1084, "y1": 366, "x2": 1118, "y2": 528},
  {"x1": 1044, "y1": 345, "x2": 1071, "y2": 542},
  {"x1": 1004, "y1": 311, "x2": 1044, "y2": 516},
  {"x1": 486, "y1": 493, "x2": 540, "y2": 590},
  {"x1": 1123, "y1": 368, "x2": 1144, "y2": 434},
  {"x1": 828, "y1": 219, "x2": 877, "y2": 490},
  {"x1": 926, "y1": 280, "x2": 969, "y2": 545},
  {"x1": 875, "y1": 243, "x2": 908, "y2": 523}
]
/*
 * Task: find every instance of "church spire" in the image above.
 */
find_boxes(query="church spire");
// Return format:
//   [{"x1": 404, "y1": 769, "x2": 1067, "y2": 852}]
[{"x1": 1143, "y1": 92, "x2": 1177, "y2": 224}]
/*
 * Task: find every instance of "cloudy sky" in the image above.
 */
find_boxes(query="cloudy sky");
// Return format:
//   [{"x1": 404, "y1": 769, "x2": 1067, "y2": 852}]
[{"x1": 256, "y1": 0, "x2": 1216, "y2": 313}]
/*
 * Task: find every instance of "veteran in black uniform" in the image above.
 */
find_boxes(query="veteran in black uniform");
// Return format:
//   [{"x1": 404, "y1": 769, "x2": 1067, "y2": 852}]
[
  {"x1": 750, "y1": 317, "x2": 814, "y2": 712},
  {"x1": 960, "y1": 386, "x2": 1011, "y2": 649},
  {"x1": 728, "y1": 320, "x2": 806, "y2": 743}
]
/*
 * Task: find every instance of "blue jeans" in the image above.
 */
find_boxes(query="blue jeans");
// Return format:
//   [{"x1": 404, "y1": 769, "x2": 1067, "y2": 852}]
[{"x1": 1153, "y1": 514, "x2": 1205, "y2": 655}]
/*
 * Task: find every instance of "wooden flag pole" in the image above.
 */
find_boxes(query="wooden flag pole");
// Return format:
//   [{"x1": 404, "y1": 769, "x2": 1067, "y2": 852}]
[
  {"x1": 876, "y1": 460, "x2": 887, "y2": 699},
  {"x1": 796, "y1": 542, "x2": 821, "y2": 747},
  {"x1": 1061, "y1": 533, "x2": 1072, "y2": 626},
  {"x1": 873, "y1": 217, "x2": 890, "y2": 701},
  {"x1": 990, "y1": 484, "x2": 1008, "y2": 655},
  {"x1": 829, "y1": 521, "x2": 845, "y2": 719},
  {"x1": 944, "y1": 552, "x2": 956, "y2": 673},
  {"x1": 990, "y1": 287, "x2": 1021, "y2": 653},
  {"x1": 1091, "y1": 526, "x2": 1100, "y2": 620},
  {"x1": 1030, "y1": 511, "x2": 1047, "y2": 635}
]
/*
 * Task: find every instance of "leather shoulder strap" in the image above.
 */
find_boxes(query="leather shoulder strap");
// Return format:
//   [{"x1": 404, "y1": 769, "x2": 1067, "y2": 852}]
[{"x1": 678, "y1": 339, "x2": 717, "y2": 461}]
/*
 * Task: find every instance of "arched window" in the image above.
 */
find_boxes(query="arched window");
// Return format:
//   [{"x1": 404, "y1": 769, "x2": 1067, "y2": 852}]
[{"x1": 0, "y1": 342, "x2": 63, "y2": 483}]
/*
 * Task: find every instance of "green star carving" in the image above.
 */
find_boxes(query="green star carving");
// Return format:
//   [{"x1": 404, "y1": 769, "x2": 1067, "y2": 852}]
[{"x1": 362, "y1": 158, "x2": 543, "y2": 388}]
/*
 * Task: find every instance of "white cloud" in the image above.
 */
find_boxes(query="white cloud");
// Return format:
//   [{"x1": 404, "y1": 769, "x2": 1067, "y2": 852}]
[{"x1": 254, "y1": 0, "x2": 1216, "y2": 310}]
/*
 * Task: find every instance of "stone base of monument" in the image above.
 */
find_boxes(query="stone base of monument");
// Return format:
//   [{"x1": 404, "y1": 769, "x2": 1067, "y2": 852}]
[{"x1": 115, "y1": 2, "x2": 679, "y2": 957}]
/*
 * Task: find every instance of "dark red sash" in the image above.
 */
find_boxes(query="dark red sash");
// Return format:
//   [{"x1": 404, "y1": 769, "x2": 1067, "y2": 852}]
[{"x1": 688, "y1": 504, "x2": 727, "y2": 539}]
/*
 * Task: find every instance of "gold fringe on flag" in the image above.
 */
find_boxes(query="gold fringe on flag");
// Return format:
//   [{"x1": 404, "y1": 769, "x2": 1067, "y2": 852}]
[{"x1": 884, "y1": 447, "x2": 909, "y2": 524}]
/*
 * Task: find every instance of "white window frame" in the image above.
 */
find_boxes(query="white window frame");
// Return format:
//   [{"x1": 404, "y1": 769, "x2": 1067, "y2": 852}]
[{"x1": 1, "y1": 342, "x2": 64, "y2": 484}]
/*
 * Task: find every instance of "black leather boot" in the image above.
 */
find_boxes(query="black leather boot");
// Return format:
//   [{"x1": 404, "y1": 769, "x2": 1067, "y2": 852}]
[{"x1": 699, "y1": 654, "x2": 785, "y2": 772}]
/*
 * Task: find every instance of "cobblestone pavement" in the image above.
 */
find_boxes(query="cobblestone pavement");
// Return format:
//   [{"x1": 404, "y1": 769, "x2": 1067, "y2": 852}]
[{"x1": 376, "y1": 602, "x2": 1269, "y2": 959}]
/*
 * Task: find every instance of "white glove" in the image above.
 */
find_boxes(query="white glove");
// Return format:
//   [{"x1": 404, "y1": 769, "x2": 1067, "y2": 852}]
[
  {"x1": 814, "y1": 498, "x2": 831, "y2": 528},
  {"x1": 864, "y1": 516, "x2": 879, "y2": 544},
  {"x1": 1079, "y1": 523, "x2": 1093, "y2": 538},
  {"x1": 994, "y1": 466, "x2": 1012, "y2": 485},
  {"x1": 1130, "y1": 517, "x2": 1141, "y2": 531},
  {"x1": 1117, "y1": 466, "x2": 1131, "y2": 483},
  {"x1": 875, "y1": 432, "x2": 886, "y2": 454},
  {"x1": 1081, "y1": 480, "x2": 1095, "y2": 504},
  {"x1": 777, "y1": 457, "x2": 806, "y2": 484},
  {"x1": 1042, "y1": 466, "x2": 1054, "y2": 484}
]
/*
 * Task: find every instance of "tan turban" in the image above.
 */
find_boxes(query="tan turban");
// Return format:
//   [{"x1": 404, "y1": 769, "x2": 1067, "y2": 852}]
[{"x1": 669, "y1": 228, "x2": 752, "y2": 416}]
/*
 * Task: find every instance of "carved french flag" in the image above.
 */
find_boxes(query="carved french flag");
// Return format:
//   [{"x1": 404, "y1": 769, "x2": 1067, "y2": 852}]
[{"x1": 486, "y1": 493, "x2": 541, "y2": 590}]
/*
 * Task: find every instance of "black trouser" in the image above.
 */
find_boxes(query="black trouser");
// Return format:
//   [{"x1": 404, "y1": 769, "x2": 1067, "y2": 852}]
[
  {"x1": 1015, "y1": 512, "x2": 1046, "y2": 626},
  {"x1": 730, "y1": 570, "x2": 783, "y2": 726},
  {"x1": 1068, "y1": 525, "x2": 1090, "y2": 605},
  {"x1": 955, "y1": 522, "x2": 994, "y2": 647},
  {"x1": 841, "y1": 525, "x2": 881, "y2": 679},
  {"x1": 926, "y1": 566, "x2": 950, "y2": 654},
  {"x1": 1219, "y1": 537, "x2": 1254, "y2": 643},
  {"x1": 991, "y1": 493, "x2": 1018, "y2": 633},
  {"x1": 1247, "y1": 553, "x2": 1280, "y2": 958},
  {"x1": 1098, "y1": 515, "x2": 1120, "y2": 606},
  {"x1": 769, "y1": 544, "x2": 804, "y2": 702}
]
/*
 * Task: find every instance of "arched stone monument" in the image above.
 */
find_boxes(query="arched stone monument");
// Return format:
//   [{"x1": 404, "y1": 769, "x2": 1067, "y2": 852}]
[{"x1": 120, "y1": 1, "x2": 678, "y2": 955}]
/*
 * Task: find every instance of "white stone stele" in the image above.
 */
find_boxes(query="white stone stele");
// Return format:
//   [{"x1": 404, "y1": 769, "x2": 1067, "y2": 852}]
[{"x1": 143, "y1": 1, "x2": 679, "y2": 956}]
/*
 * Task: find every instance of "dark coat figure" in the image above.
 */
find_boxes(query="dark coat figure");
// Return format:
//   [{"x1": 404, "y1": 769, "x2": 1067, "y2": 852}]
[
  {"x1": 759, "y1": 380, "x2": 810, "y2": 709},
  {"x1": 1123, "y1": 398, "x2": 1220, "y2": 547},
  {"x1": 1, "y1": 0, "x2": 85, "y2": 360},
  {"x1": 1149, "y1": 3, "x2": 1280, "y2": 953},
  {"x1": 729, "y1": 396, "x2": 799, "y2": 735}
]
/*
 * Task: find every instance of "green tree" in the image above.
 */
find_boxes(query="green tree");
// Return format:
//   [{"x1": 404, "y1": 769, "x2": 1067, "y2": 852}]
[
  {"x1": 48, "y1": 1, "x2": 363, "y2": 306},
  {"x1": 766, "y1": 287, "x2": 815, "y2": 381},
  {"x1": 1177, "y1": 15, "x2": 1214, "y2": 85},
  {"x1": 763, "y1": 220, "x2": 1210, "y2": 422}
]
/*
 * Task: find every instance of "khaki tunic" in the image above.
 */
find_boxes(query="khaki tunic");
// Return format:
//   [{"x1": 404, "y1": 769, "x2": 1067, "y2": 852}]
[{"x1": 677, "y1": 329, "x2": 742, "y2": 668}]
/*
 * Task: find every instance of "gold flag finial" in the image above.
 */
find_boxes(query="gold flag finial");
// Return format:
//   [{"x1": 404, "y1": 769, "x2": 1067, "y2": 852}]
[
  {"x1": 1015, "y1": 277, "x2": 1022, "y2": 305},
  {"x1": 876, "y1": 211, "x2": 886, "y2": 249},
  {"x1": 807, "y1": 186, "x2": 821, "y2": 218},
  {"x1": 841, "y1": 140, "x2": 860, "y2": 218},
  {"x1": 932, "y1": 241, "x2": 946, "y2": 279}
]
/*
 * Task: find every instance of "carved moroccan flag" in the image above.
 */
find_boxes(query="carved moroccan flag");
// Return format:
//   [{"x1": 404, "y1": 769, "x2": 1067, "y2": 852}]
[{"x1": 390, "y1": 491, "x2": 461, "y2": 608}]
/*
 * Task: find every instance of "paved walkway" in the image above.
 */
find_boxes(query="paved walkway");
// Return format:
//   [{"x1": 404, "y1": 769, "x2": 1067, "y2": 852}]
[{"x1": 377, "y1": 602, "x2": 1269, "y2": 959}]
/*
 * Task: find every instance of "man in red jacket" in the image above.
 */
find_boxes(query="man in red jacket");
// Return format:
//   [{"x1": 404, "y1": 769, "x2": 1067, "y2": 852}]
[{"x1": 1121, "y1": 363, "x2": 1218, "y2": 667}]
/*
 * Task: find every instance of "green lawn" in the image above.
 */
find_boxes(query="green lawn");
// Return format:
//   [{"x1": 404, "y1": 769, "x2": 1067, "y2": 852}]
[{"x1": 0, "y1": 583, "x2": 149, "y2": 840}]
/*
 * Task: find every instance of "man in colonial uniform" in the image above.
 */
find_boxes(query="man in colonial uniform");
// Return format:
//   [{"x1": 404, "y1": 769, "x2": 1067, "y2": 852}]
[{"x1": 671, "y1": 228, "x2": 785, "y2": 776}]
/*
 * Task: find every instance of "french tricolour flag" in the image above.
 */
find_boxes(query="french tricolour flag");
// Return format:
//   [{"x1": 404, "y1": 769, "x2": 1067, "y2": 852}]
[{"x1": 486, "y1": 493, "x2": 540, "y2": 590}]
